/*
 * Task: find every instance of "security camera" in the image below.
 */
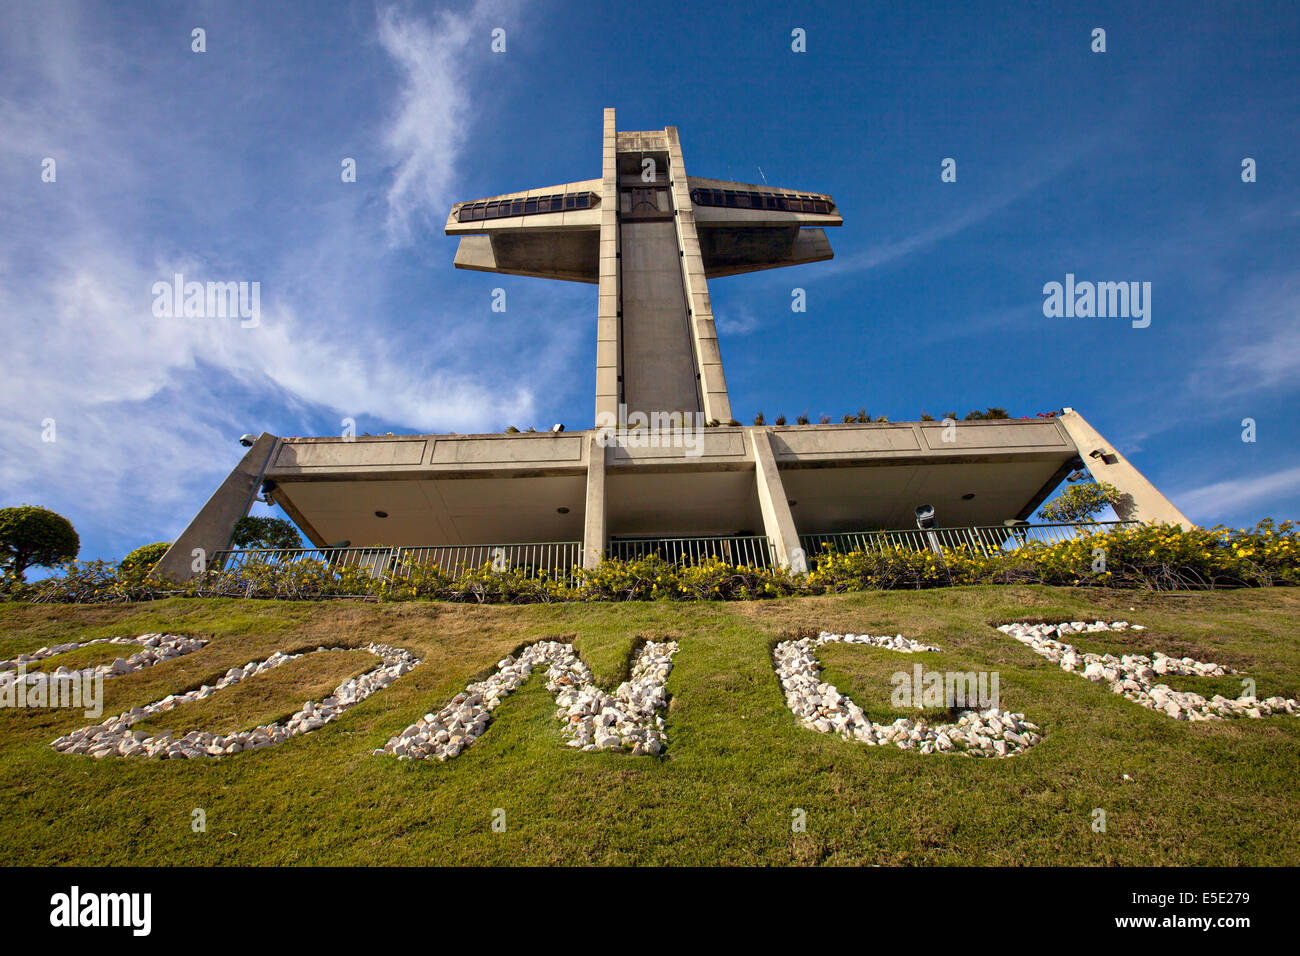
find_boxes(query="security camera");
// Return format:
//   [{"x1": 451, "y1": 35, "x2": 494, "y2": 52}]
[
  {"x1": 914, "y1": 504, "x2": 936, "y2": 530},
  {"x1": 239, "y1": 434, "x2": 257, "y2": 447},
  {"x1": 551, "y1": 423, "x2": 565, "y2": 433}
]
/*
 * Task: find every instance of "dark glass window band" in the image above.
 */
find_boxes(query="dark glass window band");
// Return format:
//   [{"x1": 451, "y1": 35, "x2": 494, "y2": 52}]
[
  {"x1": 688, "y1": 188, "x2": 833, "y2": 215},
  {"x1": 455, "y1": 192, "x2": 599, "y2": 223}
]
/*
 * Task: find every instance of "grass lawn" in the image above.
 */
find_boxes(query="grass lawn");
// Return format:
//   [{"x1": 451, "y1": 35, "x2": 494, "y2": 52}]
[{"x1": 1, "y1": 585, "x2": 1297, "y2": 866}]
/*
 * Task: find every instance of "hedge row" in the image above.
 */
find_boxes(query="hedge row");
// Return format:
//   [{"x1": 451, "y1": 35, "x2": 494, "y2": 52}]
[{"x1": 4, "y1": 521, "x2": 1296, "y2": 605}]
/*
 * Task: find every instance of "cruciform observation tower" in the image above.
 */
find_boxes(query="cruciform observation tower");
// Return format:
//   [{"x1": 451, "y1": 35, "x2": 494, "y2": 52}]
[
  {"x1": 447, "y1": 107, "x2": 841, "y2": 426},
  {"x1": 153, "y1": 108, "x2": 1191, "y2": 582}
]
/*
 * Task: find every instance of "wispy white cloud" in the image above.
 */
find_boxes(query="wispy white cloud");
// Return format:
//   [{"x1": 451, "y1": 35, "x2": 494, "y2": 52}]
[
  {"x1": 0, "y1": 0, "x2": 546, "y2": 557},
  {"x1": 819, "y1": 150, "x2": 1081, "y2": 279},
  {"x1": 378, "y1": 0, "x2": 516, "y2": 245},
  {"x1": 1189, "y1": 273, "x2": 1300, "y2": 398},
  {"x1": 716, "y1": 304, "x2": 760, "y2": 336},
  {"x1": 1172, "y1": 466, "x2": 1300, "y2": 524}
]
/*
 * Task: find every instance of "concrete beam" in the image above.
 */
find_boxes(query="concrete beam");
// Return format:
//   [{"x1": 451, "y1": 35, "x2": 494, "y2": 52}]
[
  {"x1": 583, "y1": 433, "x2": 607, "y2": 568},
  {"x1": 452, "y1": 234, "x2": 599, "y2": 283},
  {"x1": 259, "y1": 420, "x2": 1079, "y2": 482},
  {"x1": 750, "y1": 428, "x2": 802, "y2": 570},
  {"x1": 1058, "y1": 408, "x2": 1194, "y2": 528},
  {"x1": 594, "y1": 106, "x2": 621, "y2": 426},
  {"x1": 700, "y1": 227, "x2": 834, "y2": 279},
  {"x1": 152, "y1": 433, "x2": 280, "y2": 581},
  {"x1": 666, "y1": 126, "x2": 732, "y2": 424}
]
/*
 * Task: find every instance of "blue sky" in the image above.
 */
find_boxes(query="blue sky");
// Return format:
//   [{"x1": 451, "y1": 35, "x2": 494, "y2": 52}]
[{"x1": 2, "y1": 0, "x2": 1297, "y2": 566}]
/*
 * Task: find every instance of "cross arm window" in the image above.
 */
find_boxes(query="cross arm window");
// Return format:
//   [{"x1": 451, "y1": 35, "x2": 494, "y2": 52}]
[
  {"x1": 456, "y1": 191, "x2": 598, "y2": 223},
  {"x1": 689, "y1": 188, "x2": 833, "y2": 216}
]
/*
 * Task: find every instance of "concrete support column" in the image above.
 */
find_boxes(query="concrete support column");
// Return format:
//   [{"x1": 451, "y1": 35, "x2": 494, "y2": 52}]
[
  {"x1": 582, "y1": 432, "x2": 608, "y2": 569},
  {"x1": 666, "y1": 126, "x2": 732, "y2": 424},
  {"x1": 1058, "y1": 408, "x2": 1194, "y2": 529},
  {"x1": 152, "y1": 432, "x2": 280, "y2": 581},
  {"x1": 595, "y1": 107, "x2": 621, "y2": 426},
  {"x1": 750, "y1": 428, "x2": 802, "y2": 570}
]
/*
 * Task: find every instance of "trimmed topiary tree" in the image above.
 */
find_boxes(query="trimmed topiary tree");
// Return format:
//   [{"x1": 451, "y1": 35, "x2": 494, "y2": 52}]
[
  {"x1": 1039, "y1": 480, "x2": 1124, "y2": 523},
  {"x1": 119, "y1": 541, "x2": 172, "y2": 574},
  {"x1": 0, "y1": 505, "x2": 80, "y2": 580},
  {"x1": 231, "y1": 515, "x2": 303, "y2": 551}
]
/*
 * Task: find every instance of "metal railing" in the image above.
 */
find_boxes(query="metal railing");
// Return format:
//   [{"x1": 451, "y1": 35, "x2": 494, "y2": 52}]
[
  {"x1": 800, "y1": 521, "x2": 1139, "y2": 563},
  {"x1": 212, "y1": 541, "x2": 583, "y2": 581},
  {"x1": 210, "y1": 522, "x2": 1134, "y2": 582},
  {"x1": 605, "y1": 535, "x2": 776, "y2": 568}
]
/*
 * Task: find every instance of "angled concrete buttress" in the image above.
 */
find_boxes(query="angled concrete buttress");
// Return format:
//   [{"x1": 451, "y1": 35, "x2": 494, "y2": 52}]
[
  {"x1": 1059, "y1": 408, "x2": 1193, "y2": 528},
  {"x1": 750, "y1": 428, "x2": 801, "y2": 569},
  {"x1": 152, "y1": 433, "x2": 280, "y2": 581}
]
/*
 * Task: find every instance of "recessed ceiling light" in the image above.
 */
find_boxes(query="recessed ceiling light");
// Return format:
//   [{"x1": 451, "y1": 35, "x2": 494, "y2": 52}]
[
  {"x1": 374, "y1": 510, "x2": 389, "y2": 518},
  {"x1": 557, "y1": 506, "x2": 570, "y2": 514},
  {"x1": 961, "y1": 493, "x2": 975, "y2": 501}
]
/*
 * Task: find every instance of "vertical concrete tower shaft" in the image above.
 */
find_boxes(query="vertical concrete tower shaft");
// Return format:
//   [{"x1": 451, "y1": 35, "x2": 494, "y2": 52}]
[{"x1": 444, "y1": 108, "x2": 842, "y2": 426}]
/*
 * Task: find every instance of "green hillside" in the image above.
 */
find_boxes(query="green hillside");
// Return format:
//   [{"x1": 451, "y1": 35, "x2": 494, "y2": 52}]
[{"x1": 1, "y1": 586, "x2": 1297, "y2": 865}]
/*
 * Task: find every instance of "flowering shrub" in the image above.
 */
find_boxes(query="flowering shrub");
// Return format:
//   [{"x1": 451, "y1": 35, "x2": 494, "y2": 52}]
[
  {"x1": 4, "y1": 521, "x2": 1295, "y2": 605},
  {"x1": 118, "y1": 541, "x2": 171, "y2": 574},
  {"x1": 1018, "y1": 520, "x2": 1299, "y2": 589}
]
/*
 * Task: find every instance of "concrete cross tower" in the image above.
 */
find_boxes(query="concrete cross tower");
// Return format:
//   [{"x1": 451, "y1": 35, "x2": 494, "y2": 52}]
[
  {"x1": 153, "y1": 108, "x2": 1192, "y2": 583},
  {"x1": 446, "y1": 108, "x2": 842, "y2": 425}
]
